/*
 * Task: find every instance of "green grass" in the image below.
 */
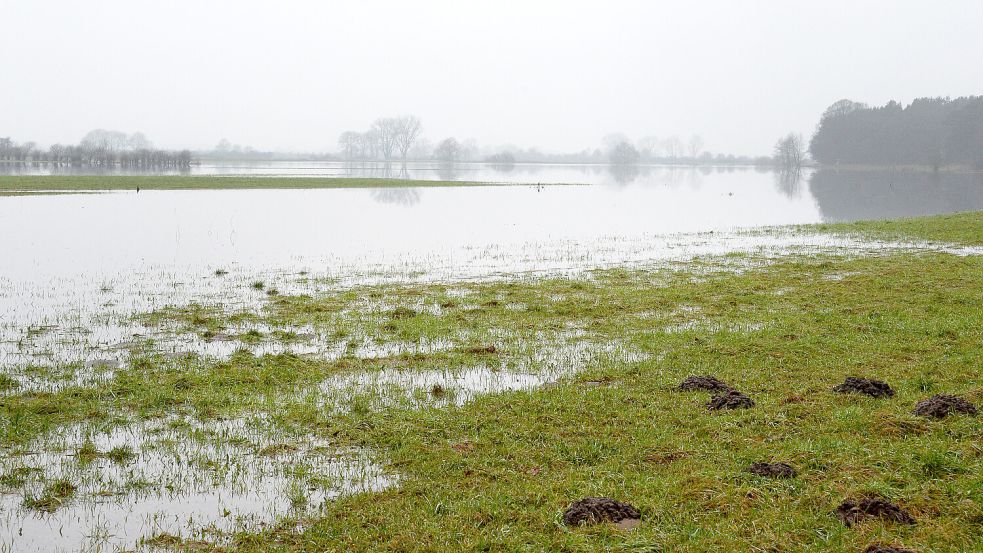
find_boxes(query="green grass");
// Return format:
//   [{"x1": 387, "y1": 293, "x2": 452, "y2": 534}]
[
  {"x1": 811, "y1": 210, "x2": 983, "y2": 246},
  {"x1": 23, "y1": 478, "x2": 76, "y2": 512},
  {"x1": 0, "y1": 175, "x2": 503, "y2": 193},
  {"x1": 0, "y1": 213, "x2": 981, "y2": 551}
]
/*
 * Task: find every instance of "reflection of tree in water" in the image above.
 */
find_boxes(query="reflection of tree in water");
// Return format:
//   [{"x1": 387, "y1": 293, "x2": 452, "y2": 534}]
[
  {"x1": 607, "y1": 164, "x2": 639, "y2": 185},
  {"x1": 341, "y1": 161, "x2": 406, "y2": 179},
  {"x1": 370, "y1": 187, "x2": 421, "y2": 206},
  {"x1": 488, "y1": 162, "x2": 515, "y2": 173},
  {"x1": 774, "y1": 167, "x2": 804, "y2": 198},
  {"x1": 435, "y1": 163, "x2": 460, "y2": 182},
  {"x1": 808, "y1": 168, "x2": 983, "y2": 221}
]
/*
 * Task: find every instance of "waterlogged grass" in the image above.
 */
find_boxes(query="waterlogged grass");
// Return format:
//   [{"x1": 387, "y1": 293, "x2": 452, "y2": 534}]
[
  {"x1": 0, "y1": 175, "x2": 498, "y2": 193},
  {"x1": 0, "y1": 213, "x2": 981, "y2": 551},
  {"x1": 812, "y1": 210, "x2": 983, "y2": 246}
]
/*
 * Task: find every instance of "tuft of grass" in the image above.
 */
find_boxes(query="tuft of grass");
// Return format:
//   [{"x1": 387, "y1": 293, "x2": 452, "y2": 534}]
[
  {"x1": 76, "y1": 440, "x2": 99, "y2": 463},
  {"x1": 0, "y1": 373, "x2": 19, "y2": 392},
  {"x1": 23, "y1": 478, "x2": 76, "y2": 512},
  {"x1": 107, "y1": 445, "x2": 136, "y2": 464}
]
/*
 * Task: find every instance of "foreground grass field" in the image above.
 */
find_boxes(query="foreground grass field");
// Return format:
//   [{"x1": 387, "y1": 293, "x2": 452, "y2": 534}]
[
  {"x1": 0, "y1": 175, "x2": 494, "y2": 192},
  {"x1": 1, "y1": 212, "x2": 980, "y2": 552}
]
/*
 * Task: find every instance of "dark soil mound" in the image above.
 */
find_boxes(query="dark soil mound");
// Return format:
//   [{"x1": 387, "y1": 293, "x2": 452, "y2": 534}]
[
  {"x1": 833, "y1": 377, "x2": 895, "y2": 398},
  {"x1": 913, "y1": 394, "x2": 977, "y2": 418},
  {"x1": 835, "y1": 497, "x2": 916, "y2": 527},
  {"x1": 562, "y1": 497, "x2": 640, "y2": 526},
  {"x1": 863, "y1": 545, "x2": 916, "y2": 553},
  {"x1": 747, "y1": 462, "x2": 797, "y2": 479},
  {"x1": 678, "y1": 375, "x2": 730, "y2": 392},
  {"x1": 707, "y1": 389, "x2": 755, "y2": 410}
]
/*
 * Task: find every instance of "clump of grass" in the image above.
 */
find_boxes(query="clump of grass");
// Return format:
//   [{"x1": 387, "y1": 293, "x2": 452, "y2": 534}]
[
  {"x1": 258, "y1": 443, "x2": 299, "y2": 457},
  {"x1": 0, "y1": 373, "x2": 19, "y2": 392},
  {"x1": 214, "y1": 269, "x2": 229, "y2": 276},
  {"x1": 240, "y1": 329, "x2": 264, "y2": 343},
  {"x1": 251, "y1": 281, "x2": 265, "y2": 290},
  {"x1": 107, "y1": 445, "x2": 136, "y2": 464},
  {"x1": 0, "y1": 466, "x2": 40, "y2": 488},
  {"x1": 23, "y1": 478, "x2": 76, "y2": 512},
  {"x1": 76, "y1": 440, "x2": 99, "y2": 463}
]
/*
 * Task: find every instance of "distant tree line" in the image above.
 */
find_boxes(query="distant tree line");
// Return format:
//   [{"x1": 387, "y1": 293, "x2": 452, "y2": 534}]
[
  {"x1": 481, "y1": 134, "x2": 773, "y2": 167},
  {"x1": 0, "y1": 130, "x2": 193, "y2": 167},
  {"x1": 809, "y1": 97, "x2": 983, "y2": 167}
]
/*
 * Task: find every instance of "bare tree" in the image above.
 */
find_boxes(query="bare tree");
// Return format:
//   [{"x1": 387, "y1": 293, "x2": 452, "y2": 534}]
[
  {"x1": 688, "y1": 135, "x2": 704, "y2": 159},
  {"x1": 127, "y1": 132, "x2": 153, "y2": 150},
  {"x1": 609, "y1": 141, "x2": 640, "y2": 165},
  {"x1": 434, "y1": 137, "x2": 461, "y2": 162},
  {"x1": 602, "y1": 133, "x2": 631, "y2": 153},
  {"x1": 81, "y1": 129, "x2": 128, "y2": 152},
  {"x1": 774, "y1": 133, "x2": 805, "y2": 169},
  {"x1": 338, "y1": 131, "x2": 360, "y2": 160},
  {"x1": 636, "y1": 136, "x2": 660, "y2": 160},
  {"x1": 663, "y1": 136, "x2": 684, "y2": 159},
  {"x1": 371, "y1": 118, "x2": 399, "y2": 160},
  {"x1": 392, "y1": 116, "x2": 422, "y2": 161}
]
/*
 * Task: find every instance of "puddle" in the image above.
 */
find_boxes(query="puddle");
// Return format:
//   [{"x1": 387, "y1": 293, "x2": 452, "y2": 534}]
[
  {"x1": 0, "y1": 415, "x2": 393, "y2": 553},
  {"x1": 316, "y1": 338, "x2": 645, "y2": 410}
]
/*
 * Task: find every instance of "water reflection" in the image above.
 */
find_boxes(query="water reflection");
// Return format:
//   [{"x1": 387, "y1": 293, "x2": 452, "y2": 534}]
[
  {"x1": 370, "y1": 188, "x2": 421, "y2": 206},
  {"x1": 808, "y1": 169, "x2": 983, "y2": 221},
  {"x1": 608, "y1": 164, "x2": 640, "y2": 185},
  {"x1": 775, "y1": 167, "x2": 804, "y2": 198},
  {"x1": 0, "y1": 159, "x2": 776, "y2": 187}
]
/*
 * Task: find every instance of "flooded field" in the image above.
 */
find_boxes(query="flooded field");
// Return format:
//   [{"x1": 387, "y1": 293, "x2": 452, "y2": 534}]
[{"x1": 2, "y1": 169, "x2": 982, "y2": 551}]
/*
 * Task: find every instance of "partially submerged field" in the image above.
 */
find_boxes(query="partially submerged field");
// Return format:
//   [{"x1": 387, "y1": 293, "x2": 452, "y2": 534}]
[{"x1": 1, "y1": 212, "x2": 981, "y2": 552}]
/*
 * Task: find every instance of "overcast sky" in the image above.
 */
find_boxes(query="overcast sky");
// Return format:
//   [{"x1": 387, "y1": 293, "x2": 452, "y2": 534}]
[{"x1": 2, "y1": 0, "x2": 981, "y2": 155}]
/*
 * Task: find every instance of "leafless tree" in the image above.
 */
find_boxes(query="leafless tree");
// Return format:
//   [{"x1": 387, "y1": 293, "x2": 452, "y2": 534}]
[
  {"x1": 636, "y1": 136, "x2": 660, "y2": 159},
  {"x1": 609, "y1": 141, "x2": 640, "y2": 164},
  {"x1": 663, "y1": 136, "x2": 684, "y2": 159},
  {"x1": 434, "y1": 137, "x2": 461, "y2": 162},
  {"x1": 393, "y1": 116, "x2": 422, "y2": 161},
  {"x1": 127, "y1": 132, "x2": 153, "y2": 150},
  {"x1": 774, "y1": 133, "x2": 805, "y2": 169},
  {"x1": 371, "y1": 118, "x2": 399, "y2": 160},
  {"x1": 338, "y1": 131, "x2": 360, "y2": 160},
  {"x1": 688, "y1": 135, "x2": 704, "y2": 159}
]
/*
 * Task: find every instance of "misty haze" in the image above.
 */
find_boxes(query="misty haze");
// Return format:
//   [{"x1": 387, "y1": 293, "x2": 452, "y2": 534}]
[{"x1": 1, "y1": 2, "x2": 982, "y2": 552}]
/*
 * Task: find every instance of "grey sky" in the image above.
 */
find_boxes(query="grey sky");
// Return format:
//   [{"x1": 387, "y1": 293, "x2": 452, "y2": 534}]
[{"x1": 2, "y1": 0, "x2": 981, "y2": 155}]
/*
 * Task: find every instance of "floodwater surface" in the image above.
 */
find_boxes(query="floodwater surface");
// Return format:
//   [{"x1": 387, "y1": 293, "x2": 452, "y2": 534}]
[{"x1": 2, "y1": 167, "x2": 982, "y2": 551}]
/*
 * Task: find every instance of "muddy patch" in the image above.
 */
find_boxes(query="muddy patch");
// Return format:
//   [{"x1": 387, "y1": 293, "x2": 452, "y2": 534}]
[
  {"x1": 912, "y1": 394, "x2": 977, "y2": 418},
  {"x1": 832, "y1": 377, "x2": 895, "y2": 398},
  {"x1": 707, "y1": 389, "x2": 755, "y2": 410},
  {"x1": 835, "y1": 497, "x2": 916, "y2": 527},
  {"x1": 677, "y1": 375, "x2": 730, "y2": 392},
  {"x1": 747, "y1": 461, "x2": 797, "y2": 479},
  {"x1": 863, "y1": 545, "x2": 916, "y2": 553},
  {"x1": 562, "y1": 497, "x2": 640, "y2": 527}
]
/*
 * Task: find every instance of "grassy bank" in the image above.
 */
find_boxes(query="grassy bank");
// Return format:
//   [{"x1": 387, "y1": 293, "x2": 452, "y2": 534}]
[
  {"x1": 0, "y1": 175, "x2": 495, "y2": 193},
  {"x1": 0, "y1": 213, "x2": 980, "y2": 551},
  {"x1": 812, "y1": 210, "x2": 983, "y2": 246}
]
